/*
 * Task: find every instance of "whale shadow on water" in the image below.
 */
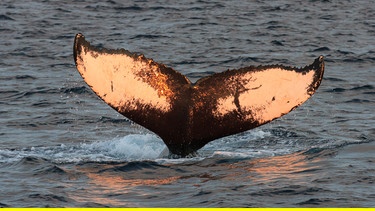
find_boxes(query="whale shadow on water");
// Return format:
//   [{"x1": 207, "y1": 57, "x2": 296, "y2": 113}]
[{"x1": 73, "y1": 33, "x2": 324, "y2": 158}]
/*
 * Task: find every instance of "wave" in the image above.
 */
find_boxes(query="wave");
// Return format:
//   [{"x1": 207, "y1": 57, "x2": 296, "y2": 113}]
[
  {"x1": 0, "y1": 128, "x2": 371, "y2": 165},
  {"x1": 0, "y1": 131, "x2": 267, "y2": 164},
  {"x1": 0, "y1": 14, "x2": 14, "y2": 21},
  {"x1": 325, "y1": 84, "x2": 374, "y2": 94},
  {"x1": 0, "y1": 134, "x2": 165, "y2": 164}
]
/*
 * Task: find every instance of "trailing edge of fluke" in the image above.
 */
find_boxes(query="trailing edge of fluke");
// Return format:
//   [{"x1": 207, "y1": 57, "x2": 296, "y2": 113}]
[{"x1": 73, "y1": 33, "x2": 324, "y2": 157}]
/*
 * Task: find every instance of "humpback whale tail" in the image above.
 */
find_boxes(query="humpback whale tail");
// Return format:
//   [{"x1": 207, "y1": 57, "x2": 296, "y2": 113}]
[{"x1": 73, "y1": 33, "x2": 324, "y2": 157}]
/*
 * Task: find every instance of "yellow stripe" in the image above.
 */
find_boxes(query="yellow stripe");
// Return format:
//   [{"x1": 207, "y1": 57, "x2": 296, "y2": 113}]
[{"x1": 2, "y1": 208, "x2": 375, "y2": 210}]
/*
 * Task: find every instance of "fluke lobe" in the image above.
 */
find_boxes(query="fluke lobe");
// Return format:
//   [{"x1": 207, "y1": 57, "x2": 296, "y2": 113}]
[{"x1": 73, "y1": 33, "x2": 324, "y2": 157}]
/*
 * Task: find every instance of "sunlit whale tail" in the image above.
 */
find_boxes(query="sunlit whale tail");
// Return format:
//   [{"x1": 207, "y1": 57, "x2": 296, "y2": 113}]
[{"x1": 73, "y1": 33, "x2": 324, "y2": 157}]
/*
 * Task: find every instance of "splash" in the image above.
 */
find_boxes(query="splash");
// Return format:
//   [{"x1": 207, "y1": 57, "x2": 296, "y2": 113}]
[
  {"x1": 81, "y1": 134, "x2": 166, "y2": 161},
  {"x1": 0, "y1": 129, "x2": 348, "y2": 164},
  {"x1": 0, "y1": 134, "x2": 166, "y2": 163},
  {"x1": 203, "y1": 129, "x2": 293, "y2": 159}
]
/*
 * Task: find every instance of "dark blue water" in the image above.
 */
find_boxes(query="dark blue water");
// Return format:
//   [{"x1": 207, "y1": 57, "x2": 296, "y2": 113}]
[{"x1": 0, "y1": 0, "x2": 374, "y2": 207}]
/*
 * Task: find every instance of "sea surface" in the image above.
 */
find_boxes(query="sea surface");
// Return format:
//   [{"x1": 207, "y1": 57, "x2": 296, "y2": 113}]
[{"x1": 0, "y1": 0, "x2": 374, "y2": 207}]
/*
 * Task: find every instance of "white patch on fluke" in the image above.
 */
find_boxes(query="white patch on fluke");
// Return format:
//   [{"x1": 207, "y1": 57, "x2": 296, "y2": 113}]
[
  {"x1": 214, "y1": 68, "x2": 315, "y2": 123},
  {"x1": 75, "y1": 45, "x2": 172, "y2": 112}
]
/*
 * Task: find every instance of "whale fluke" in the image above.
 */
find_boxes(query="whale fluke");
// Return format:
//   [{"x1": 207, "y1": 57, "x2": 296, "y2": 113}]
[{"x1": 73, "y1": 33, "x2": 324, "y2": 157}]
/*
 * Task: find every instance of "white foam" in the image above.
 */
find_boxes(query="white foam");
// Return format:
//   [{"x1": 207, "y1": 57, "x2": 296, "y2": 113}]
[
  {"x1": 212, "y1": 150, "x2": 272, "y2": 158},
  {"x1": 201, "y1": 129, "x2": 272, "y2": 151},
  {"x1": 0, "y1": 129, "x2": 285, "y2": 164},
  {"x1": 211, "y1": 148, "x2": 290, "y2": 159},
  {"x1": 80, "y1": 133, "x2": 166, "y2": 161},
  {"x1": 0, "y1": 134, "x2": 166, "y2": 163}
]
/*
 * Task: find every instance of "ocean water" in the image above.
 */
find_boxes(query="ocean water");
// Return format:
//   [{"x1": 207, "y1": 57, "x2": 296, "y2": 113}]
[{"x1": 0, "y1": 0, "x2": 374, "y2": 207}]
